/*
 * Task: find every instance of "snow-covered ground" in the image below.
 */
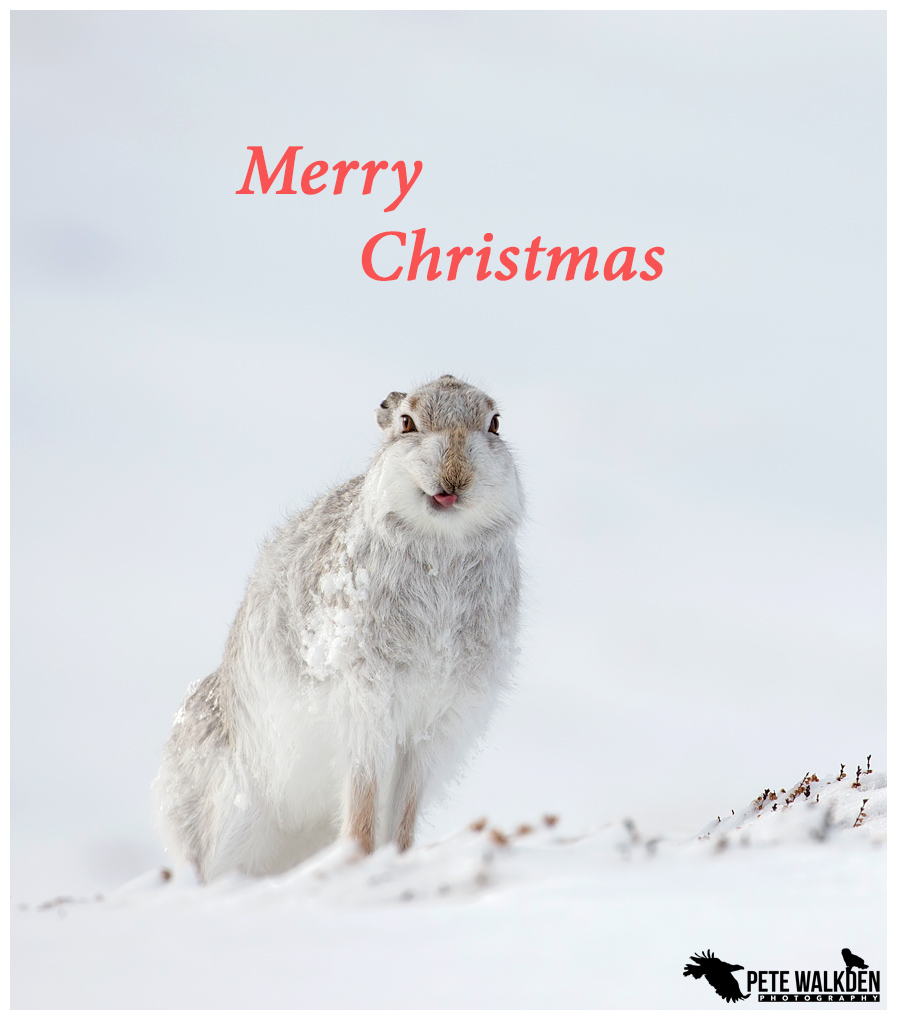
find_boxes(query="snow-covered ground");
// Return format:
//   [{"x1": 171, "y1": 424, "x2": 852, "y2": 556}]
[{"x1": 11, "y1": 764, "x2": 886, "y2": 1009}]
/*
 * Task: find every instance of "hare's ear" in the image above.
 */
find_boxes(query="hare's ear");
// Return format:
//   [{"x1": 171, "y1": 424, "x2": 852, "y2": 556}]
[{"x1": 376, "y1": 391, "x2": 407, "y2": 430}]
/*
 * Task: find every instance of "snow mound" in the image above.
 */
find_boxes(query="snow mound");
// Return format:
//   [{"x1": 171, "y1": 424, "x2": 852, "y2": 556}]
[
  {"x1": 12, "y1": 766, "x2": 886, "y2": 1009},
  {"x1": 694, "y1": 762, "x2": 886, "y2": 845},
  {"x1": 85, "y1": 765, "x2": 884, "y2": 915}
]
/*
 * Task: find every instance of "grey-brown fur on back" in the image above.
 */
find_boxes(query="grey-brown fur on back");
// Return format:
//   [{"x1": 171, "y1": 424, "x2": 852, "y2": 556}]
[{"x1": 154, "y1": 375, "x2": 524, "y2": 881}]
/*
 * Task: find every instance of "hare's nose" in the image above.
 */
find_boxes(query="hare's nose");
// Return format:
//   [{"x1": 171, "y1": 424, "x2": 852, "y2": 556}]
[{"x1": 433, "y1": 492, "x2": 458, "y2": 507}]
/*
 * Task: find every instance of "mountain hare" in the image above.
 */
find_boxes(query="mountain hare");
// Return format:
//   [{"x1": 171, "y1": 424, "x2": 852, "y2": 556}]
[{"x1": 154, "y1": 375, "x2": 524, "y2": 881}]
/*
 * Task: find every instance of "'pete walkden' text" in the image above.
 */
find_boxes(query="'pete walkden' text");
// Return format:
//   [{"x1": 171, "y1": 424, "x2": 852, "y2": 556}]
[
  {"x1": 747, "y1": 969, "x2": 881, "y2": 994},
  {"x1": 236, "y1": 145, "x2": 665, "y2": 284}
]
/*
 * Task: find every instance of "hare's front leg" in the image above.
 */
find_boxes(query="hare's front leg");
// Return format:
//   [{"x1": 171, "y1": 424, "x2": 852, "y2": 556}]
[
  {"x1": 342, "y1": 767, "x2": 378, "y2": 855},
  {"x1": 386, "y1": 747, "x2": 421, "y2": 852}
]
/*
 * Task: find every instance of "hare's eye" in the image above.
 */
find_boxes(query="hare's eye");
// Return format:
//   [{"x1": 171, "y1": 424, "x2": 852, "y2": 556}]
[
  {"x1": 400, "y1": 415, "x2": 418, "y2": 434},
  {"x1": 488, "y1": 415, "x2": 500, "y2": 435}
]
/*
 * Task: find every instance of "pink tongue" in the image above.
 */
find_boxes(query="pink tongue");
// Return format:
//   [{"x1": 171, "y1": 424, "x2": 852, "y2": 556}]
[{"x1": 433, "y1": 493, "x2": 458, "y2": 507}]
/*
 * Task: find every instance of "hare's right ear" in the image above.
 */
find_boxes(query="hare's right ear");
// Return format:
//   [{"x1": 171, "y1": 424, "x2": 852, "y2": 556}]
[{"x1": 376, "y1": 391, "x2": 407, "y2": 431}]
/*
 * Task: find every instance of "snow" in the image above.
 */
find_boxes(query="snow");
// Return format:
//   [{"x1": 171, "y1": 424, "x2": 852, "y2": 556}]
[{"x1": 11, "y1": 766, "x2": 886, "y2": 1009}]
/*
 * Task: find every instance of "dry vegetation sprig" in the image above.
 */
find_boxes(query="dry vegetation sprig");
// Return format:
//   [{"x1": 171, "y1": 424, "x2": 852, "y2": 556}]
[
  {"x1": 753, "y1": 787, "x2": 778, "y2": 811},
  {"x1": 811, "y1": 806, "x2": 835, "y2": 842},
  {"x1": 470, "y1": 816, "x2": 552, "y2": 843},
  {"x1": 784, "y1": 772, "x2": 818, "y2": 805},
  {"x1": 31, "y1": 892, "x2": 104, "y2": 916},
  {"x1": 850, "y1": 755, "x2": 873, "y2": 788},
  {"x1": 853, "y1": 799, "x2": 869, "y2": 828},
  {"x1": 623, "y1": 818, "x2": 641, "y2": 844}
]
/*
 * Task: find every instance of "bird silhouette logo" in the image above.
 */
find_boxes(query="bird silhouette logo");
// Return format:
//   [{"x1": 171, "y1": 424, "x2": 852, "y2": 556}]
[
  {"x1": 841, "y1": 948, "x2": 868, "y2": 972},
  {"x1": 683, "y1": 949, "x2": 750, "y2": 1002}
]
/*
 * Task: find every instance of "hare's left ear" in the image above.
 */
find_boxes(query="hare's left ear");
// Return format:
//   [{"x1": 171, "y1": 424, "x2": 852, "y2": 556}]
[{"x1": 376, "y1": 391, "x2": 407, "y2": 430}]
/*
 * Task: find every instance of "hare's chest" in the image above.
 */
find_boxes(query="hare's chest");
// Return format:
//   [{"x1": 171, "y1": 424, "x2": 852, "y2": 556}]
[
  {"x1": 366, "y1": 560, "x2": 483, "y2": 660},
  {"x1": 373, "y1": 563, "x2": 500, "y2": 703}
]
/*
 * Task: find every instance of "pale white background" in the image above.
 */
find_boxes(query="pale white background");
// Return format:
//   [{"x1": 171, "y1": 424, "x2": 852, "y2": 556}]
[{"x1": 11, "y1": 11, "x2": 885, "y2": 900}]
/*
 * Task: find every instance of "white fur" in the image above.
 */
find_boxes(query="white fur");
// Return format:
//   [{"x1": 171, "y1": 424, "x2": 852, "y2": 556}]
[{"x1": 153, "y1": 375, "x2": 524, "y2": 880}]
